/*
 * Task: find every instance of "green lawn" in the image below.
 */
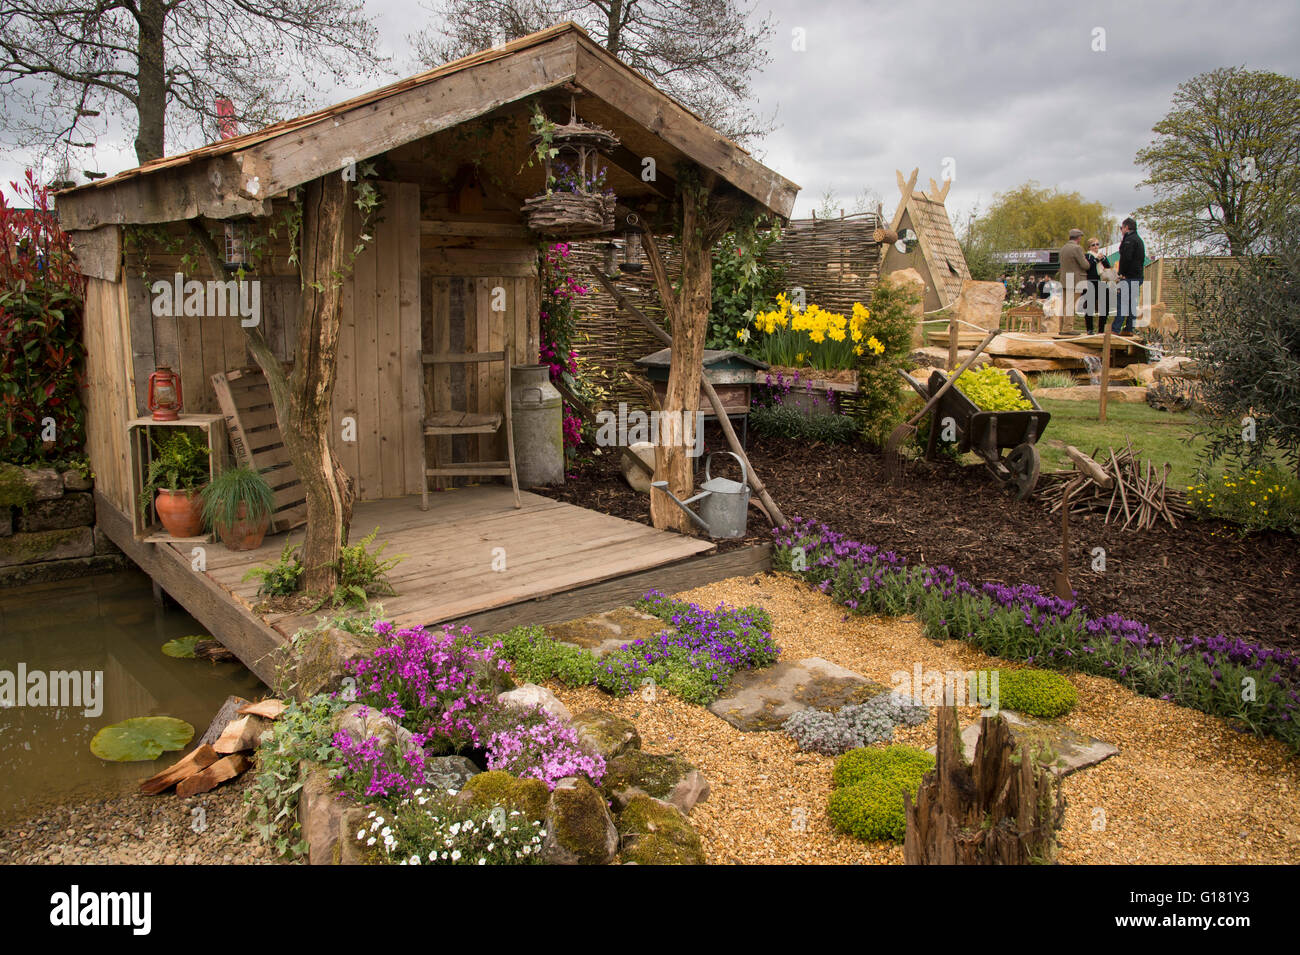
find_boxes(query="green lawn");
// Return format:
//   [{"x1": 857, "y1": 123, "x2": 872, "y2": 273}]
[{"x1": 1032, "y1": 398, "x2": 1205, "y2": 488}]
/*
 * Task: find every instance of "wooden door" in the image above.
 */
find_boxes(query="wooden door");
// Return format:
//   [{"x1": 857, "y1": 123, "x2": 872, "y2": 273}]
[{"x1": 332, "y1": 181, "x2": 423, "y2": 500}]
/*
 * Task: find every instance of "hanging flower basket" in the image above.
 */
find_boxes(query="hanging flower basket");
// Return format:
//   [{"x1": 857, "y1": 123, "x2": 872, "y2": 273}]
[
  {"x1": 523, "y1": 192, "x2": 616, "y2": 236},
  {"x1": 523, "y1": 101, "x2": 620, "y2": 238}
]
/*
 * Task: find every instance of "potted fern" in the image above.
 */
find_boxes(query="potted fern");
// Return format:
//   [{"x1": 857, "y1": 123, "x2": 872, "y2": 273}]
[
  {"x1": 201, "y1": 466, "x2": 275, "y2": 551},
  {"x1": 138, "y1": 430, "x2": 210, "y2": 538}
]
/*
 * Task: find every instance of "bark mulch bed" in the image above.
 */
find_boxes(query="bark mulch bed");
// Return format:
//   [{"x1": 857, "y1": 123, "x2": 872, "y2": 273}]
[{"x1": 536, "y1": 433, "x2": 1300, "y2": 656}]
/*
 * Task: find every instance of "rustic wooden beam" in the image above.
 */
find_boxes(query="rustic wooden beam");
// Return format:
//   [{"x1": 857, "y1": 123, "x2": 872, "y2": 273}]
[
  {"x1": 57, "y1": 155, "x2": 271, "y2": 231},
  {"x1": 56, "y1": 34, "x2": 581, "y2": 230},
  {"x1": 573, "y1": 42, "x2": 798, "y2": 217},
  {"x1": 68, "y1": 225, "x2": 122, "y2": 281},
  {"x1": 590, "y1": 260, "x2": 786, "y2": 528}
]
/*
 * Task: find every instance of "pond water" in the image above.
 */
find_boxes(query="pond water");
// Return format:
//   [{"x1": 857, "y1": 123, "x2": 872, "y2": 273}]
[{"x1": 0, "y1": 569, "x2": 266, "y2": 826}]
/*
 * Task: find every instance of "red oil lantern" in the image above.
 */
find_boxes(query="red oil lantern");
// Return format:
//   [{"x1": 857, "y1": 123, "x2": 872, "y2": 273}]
[{"x1": 147, "y1": 366, "x2": 183, "y2": 421}]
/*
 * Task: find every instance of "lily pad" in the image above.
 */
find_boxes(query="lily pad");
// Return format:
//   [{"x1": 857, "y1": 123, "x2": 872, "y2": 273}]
[
  {"x1": 162, "y1": 635, "x2": 206, "y2": 658},
  {"x1": 90, "y1": 717, "x2": 195, "y2": 762}
]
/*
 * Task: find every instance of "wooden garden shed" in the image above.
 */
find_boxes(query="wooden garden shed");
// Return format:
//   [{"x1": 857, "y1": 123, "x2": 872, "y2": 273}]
[{"x1": 53, "y1": 23, "x2": 799, "y2": 681}]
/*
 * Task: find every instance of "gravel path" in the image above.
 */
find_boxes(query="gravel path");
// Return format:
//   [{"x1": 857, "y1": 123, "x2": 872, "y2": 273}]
[
  {"x1": 0, "y1": 774, "x2": 283, "y2": 865},
  {"x1": 551, "y1": 573, "x2": 1300, "y2": 865}
]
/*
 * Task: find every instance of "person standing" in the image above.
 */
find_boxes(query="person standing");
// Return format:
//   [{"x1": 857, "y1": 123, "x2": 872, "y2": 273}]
[
  {"x1": 1115, "y1": 216, "x2": 1146, "y2": 335},
  {"x1": 1057, "y1": 228, "x2": 1089, "y2": 334},
  {"x1": 1084, "y1": 237, "x2": 1106, "y2": 335}
]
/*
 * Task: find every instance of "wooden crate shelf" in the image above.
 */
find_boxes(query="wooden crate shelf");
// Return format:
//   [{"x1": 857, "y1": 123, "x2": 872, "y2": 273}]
[{"x1": 127, "y1": 413, "x2": 229, "y2": 542}]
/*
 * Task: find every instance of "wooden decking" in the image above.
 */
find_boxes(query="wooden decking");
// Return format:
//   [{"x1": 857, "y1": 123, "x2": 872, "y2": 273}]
[
  {"x1": 97, "y1": 486, "x2": 773, "y2": 685},
  {"x1": 192, "y1": 485, "x2": 715, "y2": 639}
]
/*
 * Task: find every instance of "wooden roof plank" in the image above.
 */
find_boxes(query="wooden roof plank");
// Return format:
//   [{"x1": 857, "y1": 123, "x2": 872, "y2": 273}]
[{"x1": 57, "y1": 24, "x2": 798, "y2": 230}]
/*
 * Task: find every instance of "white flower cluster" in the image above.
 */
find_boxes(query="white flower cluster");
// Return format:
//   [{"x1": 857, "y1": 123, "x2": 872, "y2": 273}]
[{"x1": 355, "y1": 792, "x2": 547, "y2": 865}]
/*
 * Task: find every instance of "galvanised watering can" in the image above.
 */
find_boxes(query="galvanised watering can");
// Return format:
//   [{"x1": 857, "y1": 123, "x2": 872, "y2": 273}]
[{"x1": 652, "y1": 451, "x2": 750, "y2": 539}]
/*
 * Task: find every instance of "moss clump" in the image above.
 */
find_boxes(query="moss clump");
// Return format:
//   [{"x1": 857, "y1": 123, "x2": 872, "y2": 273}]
[
  {"x1": 602, "y1": 751, "x2": 693, "y2": 801},
  {"x1": 617, "y1": 795, "x2": 703, "y2": 865},
  {"x1": 622, "y1": 833, "x2": 705, "y2": 865},
  {"x1": 548, "y1": 777, "x2": 614, "y2": 864},
  {"x1": 828, "y1": 745, "x2": 934, "y2": 843},
  {"x1": 459, "y1": 770, "x2": 549, "y2": 822},
  {"x1": 997, "y1": 669, "x2": 1078, "y2": 718},
  {"x1": 0, "y1": 464, "x2": 34, "y2": 509},
  {"x1": 0, "y1": 526, "x2": 84, "y2": 563}
]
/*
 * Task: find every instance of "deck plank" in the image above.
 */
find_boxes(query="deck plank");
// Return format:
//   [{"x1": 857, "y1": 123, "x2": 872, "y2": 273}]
[{"x1": 172, "y1": 486, "x2": 725, "y2": 648}]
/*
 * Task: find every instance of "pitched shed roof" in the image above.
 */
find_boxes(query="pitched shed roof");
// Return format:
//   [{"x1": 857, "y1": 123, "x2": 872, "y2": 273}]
[{"x1": 56, "y1": 23, "x2": 798, "y2": 232}]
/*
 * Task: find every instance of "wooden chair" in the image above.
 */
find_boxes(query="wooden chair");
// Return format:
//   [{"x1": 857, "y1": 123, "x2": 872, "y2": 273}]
[{"x1": 418, "y1": 345, "x2": 521, "y2": 510}]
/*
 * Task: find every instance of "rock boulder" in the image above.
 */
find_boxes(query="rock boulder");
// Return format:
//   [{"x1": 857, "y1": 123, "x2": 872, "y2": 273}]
[{"x1": 542, "y1": 776, "x2": 618, "y2": 865}]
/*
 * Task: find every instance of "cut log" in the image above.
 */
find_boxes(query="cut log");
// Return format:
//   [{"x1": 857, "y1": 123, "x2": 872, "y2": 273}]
[
  {"x1": 213, "y1": 714, "x2": 272, "y2": 754},
  {"x1": 237, "y1": 699, "x2": 288, "y2": 720},
  {"x1": 197, "y1": 695, "x2": 251, "y2": 747},
  {"x1": 904, "y1": 705, "x2": 1064, "y2": 865},
  {"x1": 1064, "y1": 445, "x2": 1113, "y2": 488},
  {"x1": 175, "y1": 754, "x2": 251, "y2": 797},
  {"x1": 139, "y1": 744, "x2": 221, "y2": 795}
]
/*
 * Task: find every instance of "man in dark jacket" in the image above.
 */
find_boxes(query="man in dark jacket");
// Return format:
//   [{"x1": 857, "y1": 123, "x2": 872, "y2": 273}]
[{"x1": 1114, "y1": 217, "x2": 1145, "y2": 335}]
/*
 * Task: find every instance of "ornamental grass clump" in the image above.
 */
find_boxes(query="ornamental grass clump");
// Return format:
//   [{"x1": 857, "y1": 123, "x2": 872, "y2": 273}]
[
  {"x1": 344, "y1": 621, "x2": 511, "y2": 752},
  {"x1": 773, "y1": 517, "x2": 1300, "y2": 750},
  {"x1": 594, "y1": 592, "x2": 778, "y2": 704},
  {"x1": 486, "y1": 709, "x2": 606, "y2": 789}
]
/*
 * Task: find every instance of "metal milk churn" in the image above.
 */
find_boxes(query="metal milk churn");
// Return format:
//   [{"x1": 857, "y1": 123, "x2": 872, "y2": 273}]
[
  {"x1": 652, "y1": 451, "x2": 751, "y2": 539},
  {"x1": 511, "y1": 364, "x2": 565, "y2": 486}
]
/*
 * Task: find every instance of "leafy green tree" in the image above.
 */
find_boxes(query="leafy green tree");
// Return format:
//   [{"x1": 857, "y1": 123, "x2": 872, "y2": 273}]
[
  {"x1": 1136, "y1": 67, "x2": 1300, "y2": 255},
  {"x1": 965, "y1": 181, "x2": 1114, "y2": 252}
]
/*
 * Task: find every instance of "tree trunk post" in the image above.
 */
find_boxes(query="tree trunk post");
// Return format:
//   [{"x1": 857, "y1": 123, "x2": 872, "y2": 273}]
[
  {"x1": 905, "y1": 705, "x2": 1065, "y2": 865},
  {"x1": 187, "y1": 175, "x2": 357, "y2": 598},
  {"x1": 643, "y1": 176, "x2": 731, "y2": 535}
]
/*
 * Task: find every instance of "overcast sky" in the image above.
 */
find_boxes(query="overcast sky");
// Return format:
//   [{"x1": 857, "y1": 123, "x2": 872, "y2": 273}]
[{"x1": 5, "y1": 0, "x2": 1298, "y2": 243}]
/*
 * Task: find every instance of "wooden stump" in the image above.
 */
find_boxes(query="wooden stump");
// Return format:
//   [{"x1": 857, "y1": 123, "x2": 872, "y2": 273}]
[{"x1": 904, "y1": 705, "x2": 1064, "y2": 864}]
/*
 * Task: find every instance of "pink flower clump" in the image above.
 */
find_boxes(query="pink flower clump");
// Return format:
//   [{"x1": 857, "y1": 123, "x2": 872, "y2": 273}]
[
  {"x1": 345, "y1": 622, "x2": 509, "y2": 751},
  {"x1": 486, "y1": 712, "x2": 606, "y2": 789}
]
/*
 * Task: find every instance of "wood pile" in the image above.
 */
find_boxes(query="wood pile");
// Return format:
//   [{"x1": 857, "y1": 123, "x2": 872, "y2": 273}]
[
  {"x1": 139, "y1": 696, "x2": 286, "y2": 797},
  {"x1": 1040, "y1": 442, "x2": 1189, "y2": 530},
  {"x1": 904, "y1": 706, "x2": 1064, "y2": 865}
]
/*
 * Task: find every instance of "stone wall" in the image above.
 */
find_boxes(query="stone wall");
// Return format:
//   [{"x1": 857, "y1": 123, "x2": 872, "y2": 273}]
[{"x1": 0, "y1": 463, "x2": 125, "y2": 586}]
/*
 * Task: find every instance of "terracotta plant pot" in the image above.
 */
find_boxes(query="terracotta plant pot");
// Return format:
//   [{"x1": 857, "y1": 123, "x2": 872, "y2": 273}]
[
  {"x1": 216, "y1": 502, "x2": 270, "y2": 551},
  {"x1": 154, "y1": 488, "x2": 205, "y2": 538}
]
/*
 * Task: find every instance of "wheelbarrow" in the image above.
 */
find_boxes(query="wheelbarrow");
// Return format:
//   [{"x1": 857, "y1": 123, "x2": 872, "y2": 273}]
[{"x1": 899, "y1": 367, "x2": 1051, "y2": 500}]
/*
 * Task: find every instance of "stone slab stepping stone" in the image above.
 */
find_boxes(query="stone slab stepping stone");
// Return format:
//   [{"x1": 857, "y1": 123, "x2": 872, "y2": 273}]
[
  {"x1": 547, "y1": 607, "x2": 675, "y2": 658},
  {"x1": 935, "y1": 711, "x2": 1119, "y2": 777},
  {"x1": 707, "y1": 657, "x2": 885, "y2": 731}
]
